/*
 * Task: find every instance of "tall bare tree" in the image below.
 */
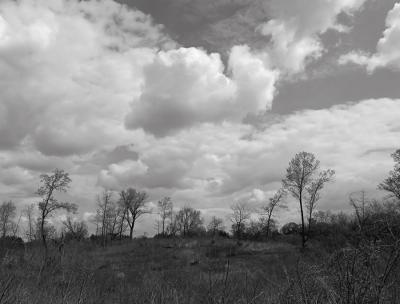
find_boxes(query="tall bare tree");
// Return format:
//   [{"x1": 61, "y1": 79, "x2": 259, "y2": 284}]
[
  {"x1": 306, "y1": 169, "x2": 335, "y2": 233},
  {"x1": 114, "y1": 198, "x2": 128, "y2": 240},
  {"x1": 167, "y1": 211, "x2": 179, "y2": 237},
  {"x1": 0, "y1": 200, "x2": 16, "y2": 238},
  {"x1": 120, "y1": 188, "x2": 149, "y2": 239},
  {"x1": 262, "y1": 189, "x2": 286, "y2": 238},
  {"x1": 282, "y1": 152, "x2": 334, "y2": 247},
  {"x1": 36, "y1": 169, "x2": 77, "y2": 257},
  {"x1": 96, "y1": 190, "x2": 114, "y2": 247},
  {"x1": 176, "y1": 206, "x2": 203, "y2": 237},
  {"x1": 230, "y1": 202, "x2": 251, "y2": 239},
  {"x1": 349, "y1": 190, "x2": 370, "y2": 232},
  {"x1": 379, "y1": 149, "x2": 400, "y2": 201},
  {"x1": 158, "y1": 197, "x2": 173, "y2": 236},
  {"x1": 207, "y1": 216, "x2": 225, "y2": 236}
]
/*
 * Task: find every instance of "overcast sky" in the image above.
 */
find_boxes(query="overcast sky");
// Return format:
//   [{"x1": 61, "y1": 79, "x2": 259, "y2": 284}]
[{"x1": 1, "y1": 0, "x2": 400, "y2": 235}]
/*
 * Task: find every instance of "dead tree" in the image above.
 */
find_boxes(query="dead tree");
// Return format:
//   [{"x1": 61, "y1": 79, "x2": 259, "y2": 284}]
[
  {"x1": 282, "y1": 152, "x2": 334, "y2": 247},
  {"x1": 262, "y1": 189, "x2": 286, "y2": 238},
  {"x1": 119, "y1": 188, "x2": 149, "y2": 239},
  {"x1": 36, "y1": 169, "x2": 77, "y2": 259}
]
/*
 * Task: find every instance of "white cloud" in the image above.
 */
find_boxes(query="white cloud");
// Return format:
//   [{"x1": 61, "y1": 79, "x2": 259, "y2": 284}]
[
  {"x1": 258, "y1": 0, "x2": 367, "y2": 73},
  {"x1": 125, "y1": 46, "x2": 279, "y2": 136},
  {"x1": 100, "y1": 99, "x2": 400, "y2": 217},
  {"x1": 98, "y1": 160, "x2": 149, "y2": 190},
  {"x1": 339, "y1": 3, "x2": 400, "y2": 72},
  {"x1": 125, "y1": 47, "x2": 236, "y2": 136},
  {"x1": 0, "y1": 0, "x2": 168, "y2": 153},
  {"x1": 0, "y1": 0, "x2": 397, "y2": 234},
  {"x1": 228, "y1": 45, "x2": 279, "y2": 113}
]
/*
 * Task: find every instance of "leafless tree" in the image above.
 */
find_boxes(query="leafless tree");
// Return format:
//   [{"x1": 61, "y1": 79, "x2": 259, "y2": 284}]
[
  {"x1": 305, "y1": 169, "x2": 335, "y2": 233},
  {"x1": 230, "y1": 201, "x2": 251, "y2": 239},
  {"x1": 108, "y1": 202, "x2": 121, "y2": 239},
  {"x1": 282, "y1": 151, "x2": 335, "y2": 247},
  {"x1": 115, "y1": 198, "x2": 128, "y2": 240},
  {"x1": 119, "y1": 188, "x2": 150, "y2": 239},
  {"x1": 262, "y1": 189, "x2": 287, "y2": 238},
  {"x1": 176, "y1": 206, "x2": 203, "y2": 237},
  {"x1": 167, "y1": 212, "x2": 179, "y2": 237},
  {"x1": 62, "y1": 216, "x2": 88, "y2": 241},
  {"x1": 36, "y1": 169, "x2": 77, "y2": 257},
  {"x1": 349, "y1": 190, "x2": 370, "y2": 232},
  {"x1": 35, "y1": 218, "x2": 57, "y2": 243},
  {"x1": 207, "y1": 216, "x2": 225, "y2": 236},
  {"x1": 158, "y1": 197, "x2": 173, "y2": 236},
  {"x1": 0, "y1": 201, "x2": 16, "y2": 238},
  {"x1": 11, "y1": 211, "x2": 22, "y2": 238},
  {"x1": 379, "y1": 149, "x2": 400, "y2": 201},
  {"x1": 96, "y1": 190, "x2": 114, "y2": 247}
]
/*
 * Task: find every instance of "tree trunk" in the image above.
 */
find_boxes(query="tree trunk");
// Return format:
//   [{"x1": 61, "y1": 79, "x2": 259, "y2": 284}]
[
  {"x1": 119, "y1": 210, "x2": 126, "y2": 240},
  {"x1": 299, "y1": 195, "x2": 306, "y2": 248},
  {"x1": 40, "y1": 215, "x2": 48, "y2": 260},
  {"x1": 266, "y1": 213, "x2": 272, "y2": 239},
  {"x1": 129, "y1": 221, "x2": 135, "y2": 240}
]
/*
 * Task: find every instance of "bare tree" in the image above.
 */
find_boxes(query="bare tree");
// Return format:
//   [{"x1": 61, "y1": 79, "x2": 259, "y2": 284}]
[
  {"x1": 115, "y1": 207, "x2": 127, "y2": 240},
  {"x1": 262, "y1": 189, "x2": 286, "y2": 238},
  {"x1": 158, "y1": 197, "x2": 173, "y2": 236},
  {"x1": 379, "y1": 149, "x2": 400, "y2": 201},
  {"x1": 0, "y1": 201, "x2": 16, "y2": 238},
  {"x1": 349, "y1": 190, "x2": 370, "y2": 232},
  {"x1": 282, "y1": 152, "x2": 335, "y2": 247},
  {"x1": 176, "y1": 206, "x2": 203, "y2": 237},
  {"x1": 167, "y1": 211, "x2": 179, "y2": 237},
  {"x1": 62, "y1": 216, "x2": 88, "y2": 241},
  {"x1": 11, "y1": 211, "x2": 22, "y2": 238},
  {"x1": 96, "y1": 190, "x2": 114, "y2": 247},
  {"x1": 108, "y1": 202, "x2": 120, "y2": 239},
  {"x1": 109, "y1": 196, "x2": 128, "y2": 240},
  {"x1": 230, "y1": 202, "x2": 251, "y2": 239},
  {"x1": 207, "y1": 216, "x2": 225, "y2": 236},
  {"x1": 36, "y1": 169, "x2": 77, "y2": 257},
  {"x1": 119, "y1": 188, "x2": 149, "y2": 239},
  {"x1": 306, "y1": 169, "x2": 335, "y2": 234}
]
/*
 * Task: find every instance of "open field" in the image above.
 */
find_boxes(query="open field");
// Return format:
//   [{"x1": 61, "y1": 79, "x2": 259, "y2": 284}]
[
  {"x1": 1, "y1": 235, "x2": 400, "y2": 304},
  {"x1": 0, "y1": 238, "x2": 301, "y2": 304}
]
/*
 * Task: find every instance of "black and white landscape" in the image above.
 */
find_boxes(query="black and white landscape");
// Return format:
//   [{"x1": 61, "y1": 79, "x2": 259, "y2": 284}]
[{"x1": 1, "y1": 0, "x2": 400, "y2": 303}]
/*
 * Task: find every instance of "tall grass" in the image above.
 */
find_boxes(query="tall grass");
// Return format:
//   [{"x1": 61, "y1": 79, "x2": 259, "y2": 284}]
[{"x1": 1, "y1": 237, "x2": 400, "y2": 303}]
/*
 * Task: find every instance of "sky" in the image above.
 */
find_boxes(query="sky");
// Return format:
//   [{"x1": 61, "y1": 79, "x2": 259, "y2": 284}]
[{"x1": 0, "y1": 0, "x2": 400, "y2": 235}]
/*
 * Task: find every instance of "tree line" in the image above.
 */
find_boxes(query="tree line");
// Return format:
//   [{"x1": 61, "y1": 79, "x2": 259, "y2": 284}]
[{"x1": 1, "y1": 149, "x2": 399, "y2": 257}]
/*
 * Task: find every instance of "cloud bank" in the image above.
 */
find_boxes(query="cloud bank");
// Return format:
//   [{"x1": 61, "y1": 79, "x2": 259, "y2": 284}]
[{"x1": 0, "y1": 0, "x2": 397, "y2": 235}]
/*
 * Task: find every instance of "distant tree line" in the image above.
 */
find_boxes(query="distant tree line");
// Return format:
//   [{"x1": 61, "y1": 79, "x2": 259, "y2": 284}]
[{"x1": 1, "y1": 149, "x2": 399, "y2": 256}]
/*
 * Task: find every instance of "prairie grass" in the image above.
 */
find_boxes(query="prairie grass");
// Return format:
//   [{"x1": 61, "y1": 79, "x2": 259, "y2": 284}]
[{"x1": 0, "y1": 237, "x2": 399, "y2": 303}]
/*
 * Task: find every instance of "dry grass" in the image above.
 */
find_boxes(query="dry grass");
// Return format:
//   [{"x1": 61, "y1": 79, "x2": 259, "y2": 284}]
[{"x1": 1, "y1": 237, "x2": 400, "y2": 303}]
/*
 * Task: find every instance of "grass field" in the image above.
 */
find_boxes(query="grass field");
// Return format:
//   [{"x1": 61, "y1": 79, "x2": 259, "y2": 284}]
[
  {"x1": 1, "y1": 236, "x2": 399, "y2": 303},
  {"x1": 0, "y1": 237, "x2": 317, "y2": 304}
]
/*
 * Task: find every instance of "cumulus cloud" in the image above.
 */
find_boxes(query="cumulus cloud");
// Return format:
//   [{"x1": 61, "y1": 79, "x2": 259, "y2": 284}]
[
  {"x1": 0, "y1": 0, "x2": 397, "y2": 234},
  {"x1": 0, "y1": 0, "x2": 169, "y2": 154},
  {"x1": 125, "y1": 46, "x2": 278, "y2": 136},
  {"x1": 101, "y1": 99, "x2": 400, "y2": 215},
  {"x1": 123, "y1": 0, "x2": 369, "y2": 138},
  {"x1": 339, "y1": 2, "x2": 400, "y2": 72},
  {"x1": 228, "y1": 45, "x2": 279, "y2": 113},
  {"x1": 258, "y1": 0, "x2": 367, "y2": 73},
  {"x1": 125, "y1": 47, "x2": 236, "y2": 136}
]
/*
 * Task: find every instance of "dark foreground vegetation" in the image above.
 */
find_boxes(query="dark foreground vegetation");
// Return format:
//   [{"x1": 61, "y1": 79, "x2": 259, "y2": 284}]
[
  {"x1": 1, "y1": 200, "x2": 400, "y2": 304},
  {"x1": 0, "y1": 149, "x2": 400, "y2": 303}
]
